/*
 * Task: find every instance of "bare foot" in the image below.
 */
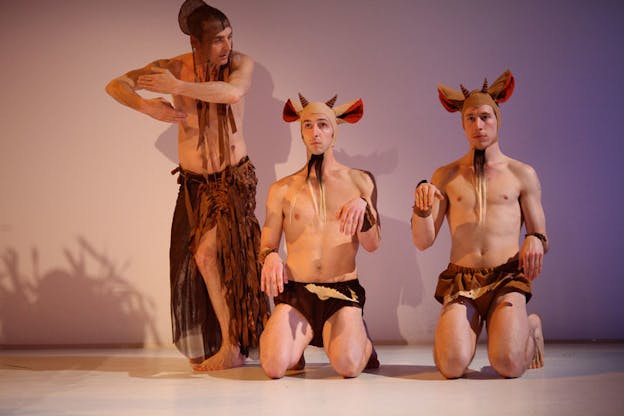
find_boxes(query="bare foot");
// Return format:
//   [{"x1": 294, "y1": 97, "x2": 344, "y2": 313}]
[
  {"x1": 289, "y1": 354, "x2": 305, "y2": 371},
  {"x1": 528, "y1": 314, "x2": 544, "y2": 369},
  {"x1": 192, "y1": 345, "x2": 245, "y2": 372}
]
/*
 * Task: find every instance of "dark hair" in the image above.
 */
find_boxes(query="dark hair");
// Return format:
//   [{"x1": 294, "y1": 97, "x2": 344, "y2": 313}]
[{"x1": 188, "y1": 5, "x2": 230, "y2": 42}]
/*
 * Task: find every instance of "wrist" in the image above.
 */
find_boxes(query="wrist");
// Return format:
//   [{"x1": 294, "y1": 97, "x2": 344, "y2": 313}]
[
  {"x1": 412, "y1": 204, "x2": 432, "y2": 218},
  {"x1": 258, "y1": 247, "x2": 279, "y2": 265},
  {"x1": 525, "y1": 232, "x2": 548, "y2": 249},
  {"x1": 360, "y1": 197, "x2": 377, "y2": 232}
]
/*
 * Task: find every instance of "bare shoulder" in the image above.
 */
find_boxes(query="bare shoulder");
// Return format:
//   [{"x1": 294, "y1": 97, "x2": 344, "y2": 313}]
[
  {"x1": 230, "y1": 51, "x2": 254, "y2": 71},
  {"x1": 508, "y1": 158, "x2": 540, "y2": 185},
  {"x1": 348, "y1": 168, "x2": 375, "y2": 194},
  {"x1": 270, "y1": 172, "x2": 303, "y2": 198},
  {"x1": 431, "y1": 159, "x2": 461, "y2": 191}
]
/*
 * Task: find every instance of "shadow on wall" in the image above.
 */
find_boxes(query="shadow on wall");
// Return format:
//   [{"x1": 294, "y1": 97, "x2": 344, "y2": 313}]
[
  {"x1": 334, "y1": 146, "x2": 426, "y2": 343},
  {"x1": 0, "y1": 237, "x2": 161, "y2": 347},
  {"x1": 244, "y1": 62, "x2": 292, "y2": 219}
]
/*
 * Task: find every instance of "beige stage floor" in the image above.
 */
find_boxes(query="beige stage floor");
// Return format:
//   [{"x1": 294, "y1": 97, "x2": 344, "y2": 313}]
[{"x1": 1, "y1": 343, "x2": 623, "y2": 416}]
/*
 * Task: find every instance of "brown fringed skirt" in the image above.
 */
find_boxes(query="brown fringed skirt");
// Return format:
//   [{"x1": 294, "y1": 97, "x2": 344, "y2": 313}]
[
  {"x1": 434, "y1": 256, "x2": 532, "y2": 319},
  {"x1": 169, "y1": 157, "x2": 269, "y2": 360}
]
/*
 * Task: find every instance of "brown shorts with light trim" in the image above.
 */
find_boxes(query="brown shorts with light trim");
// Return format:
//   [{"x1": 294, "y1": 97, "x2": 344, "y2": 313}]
[
  {"x1": 434, "y1": 256, "x2": 532, "y2": 319},
  {"x1": 274, "y1": 279, "x2": 366, "y2": 347}
]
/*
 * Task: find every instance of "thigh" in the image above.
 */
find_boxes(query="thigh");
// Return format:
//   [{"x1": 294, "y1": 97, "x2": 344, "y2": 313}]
[
  {"x1": 486, "y1": 290, "x2": 529, "y2": 353},
  {"x1": 322, "y1": 307, "x2": 368, "y2": 356},
  {"x1": 194, "y1": 226, "x2": 217, "y2": 266},
  {"x1": 435, "y1": 298, "x2": 483, "y2": 357},
  {"x1": 261, "y1": 303, "x2": 313, "y2": 360}
]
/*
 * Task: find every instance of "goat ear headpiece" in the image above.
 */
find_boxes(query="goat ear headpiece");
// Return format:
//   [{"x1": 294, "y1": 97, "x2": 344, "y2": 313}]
[
  {"x1": 437, "y1": 69, "x2": 514, "y2": 128},
  {"x1": 282, "y1": 94, "x2": 364, "y2": 126}
]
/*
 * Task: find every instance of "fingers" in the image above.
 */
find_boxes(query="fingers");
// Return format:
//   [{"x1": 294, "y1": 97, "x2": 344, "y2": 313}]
[
  {"x1": 415, "y1": 184, "x2": 438, "y2": 211},
  {"x1": 261, "y1": 255, "x2": 284, "y2": 297},
  {"x1": 521, "y1": 251, "x2": 543, "y2": 281},
  {"x1": 338, "y1": 199, "x2": 365, "y2": 235}
]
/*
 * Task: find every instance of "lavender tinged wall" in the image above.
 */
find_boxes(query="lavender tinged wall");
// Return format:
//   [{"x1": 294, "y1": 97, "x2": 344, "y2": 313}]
[{"x1": 1, "y1": 0, "x2": 622, "y2": 347}]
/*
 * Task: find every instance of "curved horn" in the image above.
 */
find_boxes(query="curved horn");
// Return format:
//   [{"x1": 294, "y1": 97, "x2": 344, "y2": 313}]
[
  {"x1": 481, "y1": 78, "x2": 489, "y2": 92},
  {"x1": 460, "y1": 84, "x2": 470, "y2": 98},
  {"x1": 325, "y1": 94, "x2": 338, "y2": 108},
  {"x1": 298, "y1": 93, "x2": 309, "y2": 107}
]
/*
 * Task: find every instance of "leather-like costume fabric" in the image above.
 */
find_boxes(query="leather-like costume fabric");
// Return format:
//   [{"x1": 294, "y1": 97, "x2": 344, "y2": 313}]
[
  {"x1": 170, "y1": 157, "x2": 269, "y2": 359},
  {"x1": 274, "y1": 279, "x2": 366, "y2": 347},
  {"x1": 434, "y1": 256, "x2": 532, "y2": 319}
]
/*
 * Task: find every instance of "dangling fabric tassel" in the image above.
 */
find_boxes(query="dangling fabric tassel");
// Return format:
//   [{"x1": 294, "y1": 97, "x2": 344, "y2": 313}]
[{"x1": 473, "y1": 149, "x2": 487, "y2": 224}]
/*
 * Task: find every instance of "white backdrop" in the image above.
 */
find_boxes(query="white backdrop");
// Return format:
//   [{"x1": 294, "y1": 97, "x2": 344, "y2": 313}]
[{"x1": 1, "y1": 0, "x2": 623, "y2": 347}]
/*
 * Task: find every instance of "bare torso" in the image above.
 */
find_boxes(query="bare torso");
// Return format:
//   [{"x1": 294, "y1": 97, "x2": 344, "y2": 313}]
[
  {"x1": 168, "y1": 53, "x2": 247, "y2": 173},
  {"x1": 437, "y1": 155, "x2": 526, "y2": 268},
  {"x1": 278, "y1": 166, "x2": 368, "y2": 282}
]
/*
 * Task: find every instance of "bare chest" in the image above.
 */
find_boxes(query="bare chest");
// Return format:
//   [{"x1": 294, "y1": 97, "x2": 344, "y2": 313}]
[{"x1": 446, "y1": 167, "x2": 521, "y2": 211}]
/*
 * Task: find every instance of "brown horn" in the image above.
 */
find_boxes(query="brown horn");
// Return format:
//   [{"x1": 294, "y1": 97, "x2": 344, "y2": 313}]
[
  {"x1": 298, "y1": 93, "x2": 309, "y2": 107},
  {"x1": 325, "y1": 94, "x2": 338, "y2": 108},
  {"x1": 460, "y1": 84, "x2": 470, "y2": 98},
  {"x1": 482, "y1": 78, "x2": 489, "y2": 92}
]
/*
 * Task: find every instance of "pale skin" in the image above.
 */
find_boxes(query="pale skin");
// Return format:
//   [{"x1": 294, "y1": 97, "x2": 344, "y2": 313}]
[
  {"x1": 411, "y1": 104, "x2": 547, "y2": 378},
  {"x1": 105, "y1": 26, "x2": 255, "y2": 370},
  {"x1": 259, "y1": 113, "x2": 381, "y2": 378}
]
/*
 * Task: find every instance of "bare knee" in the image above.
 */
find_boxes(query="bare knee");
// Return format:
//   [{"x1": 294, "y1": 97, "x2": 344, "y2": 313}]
[
  {"x1": 194, "y1": 248, "x2": 217, "y2": 271},
  {"x1": 490, "y1": 350, "x2": 526, "y2": 378},
  {"x1": 434, "y1": 343, "x2": 473, "y2": 379},
  {"x1": 329, "y1": 348, "x2": 367, "y2": 378},
  {"x1": 259, "y1": 338, "x2": 289, "y2": 379}
]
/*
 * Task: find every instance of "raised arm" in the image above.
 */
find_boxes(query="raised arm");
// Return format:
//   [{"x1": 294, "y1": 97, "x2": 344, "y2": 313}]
[
  {"x1": 518, "y1": 163, "x2": 548, "y2": 280},
  {"x1": 105, "y1": 59, "x2": 187, "y2": 123},
  {"x1": 136, "y1": 52, "x2": 254, "y2": 104},
  {"x1": 411, "y1": 168, "x2": 447, "y2": 250},
  {"x1": 259, "y1": 182, "x2": 287, "y2": 297}
]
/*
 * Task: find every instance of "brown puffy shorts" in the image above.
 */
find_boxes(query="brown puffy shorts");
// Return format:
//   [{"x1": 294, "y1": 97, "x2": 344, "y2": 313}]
[
  {"x1": 274, "y1": 279, "x2": 366, "y2": 347},
  {"x1": 434, "y1": 256, "x2": 532, "y2": 319}
]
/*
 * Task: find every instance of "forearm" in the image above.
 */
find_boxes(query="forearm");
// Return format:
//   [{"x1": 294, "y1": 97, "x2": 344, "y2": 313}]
[
  {"x1": 411, "y1": 213, "x2": 436, "y2": 250},
  {"x1": 358, "y1": 224, "x2": 380, "y2": 252},
  {"x1": 175, "y1": 80, "x2": 244, "y2": 104},
  {"x1": 105, "y1": 78, "x2": 148, "y2": 113}
]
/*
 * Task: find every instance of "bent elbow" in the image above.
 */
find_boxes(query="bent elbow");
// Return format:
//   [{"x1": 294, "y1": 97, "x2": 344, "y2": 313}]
[
  {"x1": 104, "y1": 81, "x2": 115, "y2": 96},
  {"x1": 412, "y1": 236, "x2": 433, "y2": 251},
  {"x1": 362, "y1": 239, "x2": 380, "y2": 253}
]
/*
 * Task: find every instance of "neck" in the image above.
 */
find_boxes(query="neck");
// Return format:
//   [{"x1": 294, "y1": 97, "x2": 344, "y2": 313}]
[{"x1": 468, "y1": 141, "x2": 504, "y2": 164}]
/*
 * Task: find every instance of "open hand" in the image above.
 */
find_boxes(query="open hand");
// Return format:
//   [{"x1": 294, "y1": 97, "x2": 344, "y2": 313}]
[
  {"x1": 337, "y1": 197, "x2": 366, "y2": 236},
  {"x1": 414, "y1": 182, "x2": 444, "y2": 214},
  {"x1": 261, "y1": 252, "x2": 287, "y2": 297},
  {"x1": 142, "y1": 97, "x2": 187, "y2": 123},
  {"x1": 520, "y1": 235, "x2": 544, "y2": 281},
  {"x1": 137, "y1": 67, "x2": 180, "y2": 94}
]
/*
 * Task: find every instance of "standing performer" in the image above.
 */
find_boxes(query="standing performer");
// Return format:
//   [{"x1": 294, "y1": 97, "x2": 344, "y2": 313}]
[
  {"x1": 259, "y1": 94, "x2": 380, "y2": 378},
  {"x1": 105, "y1": 0, "x2": 269, "y2": 370},
  {"x1": 411, "y1": 70, "x2": 547, "y2": 378}
]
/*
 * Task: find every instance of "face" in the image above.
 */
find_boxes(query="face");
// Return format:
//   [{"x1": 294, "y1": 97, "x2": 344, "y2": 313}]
[
  {"x1": 196, "y1": 26, "x2": 232, "y2": 66},
  {"x1": 462, "y1": 104, "x2": 498, "y2": 150},
  {"x1": 301, "y1": 113, "x2": 335, "y2": 155}
]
